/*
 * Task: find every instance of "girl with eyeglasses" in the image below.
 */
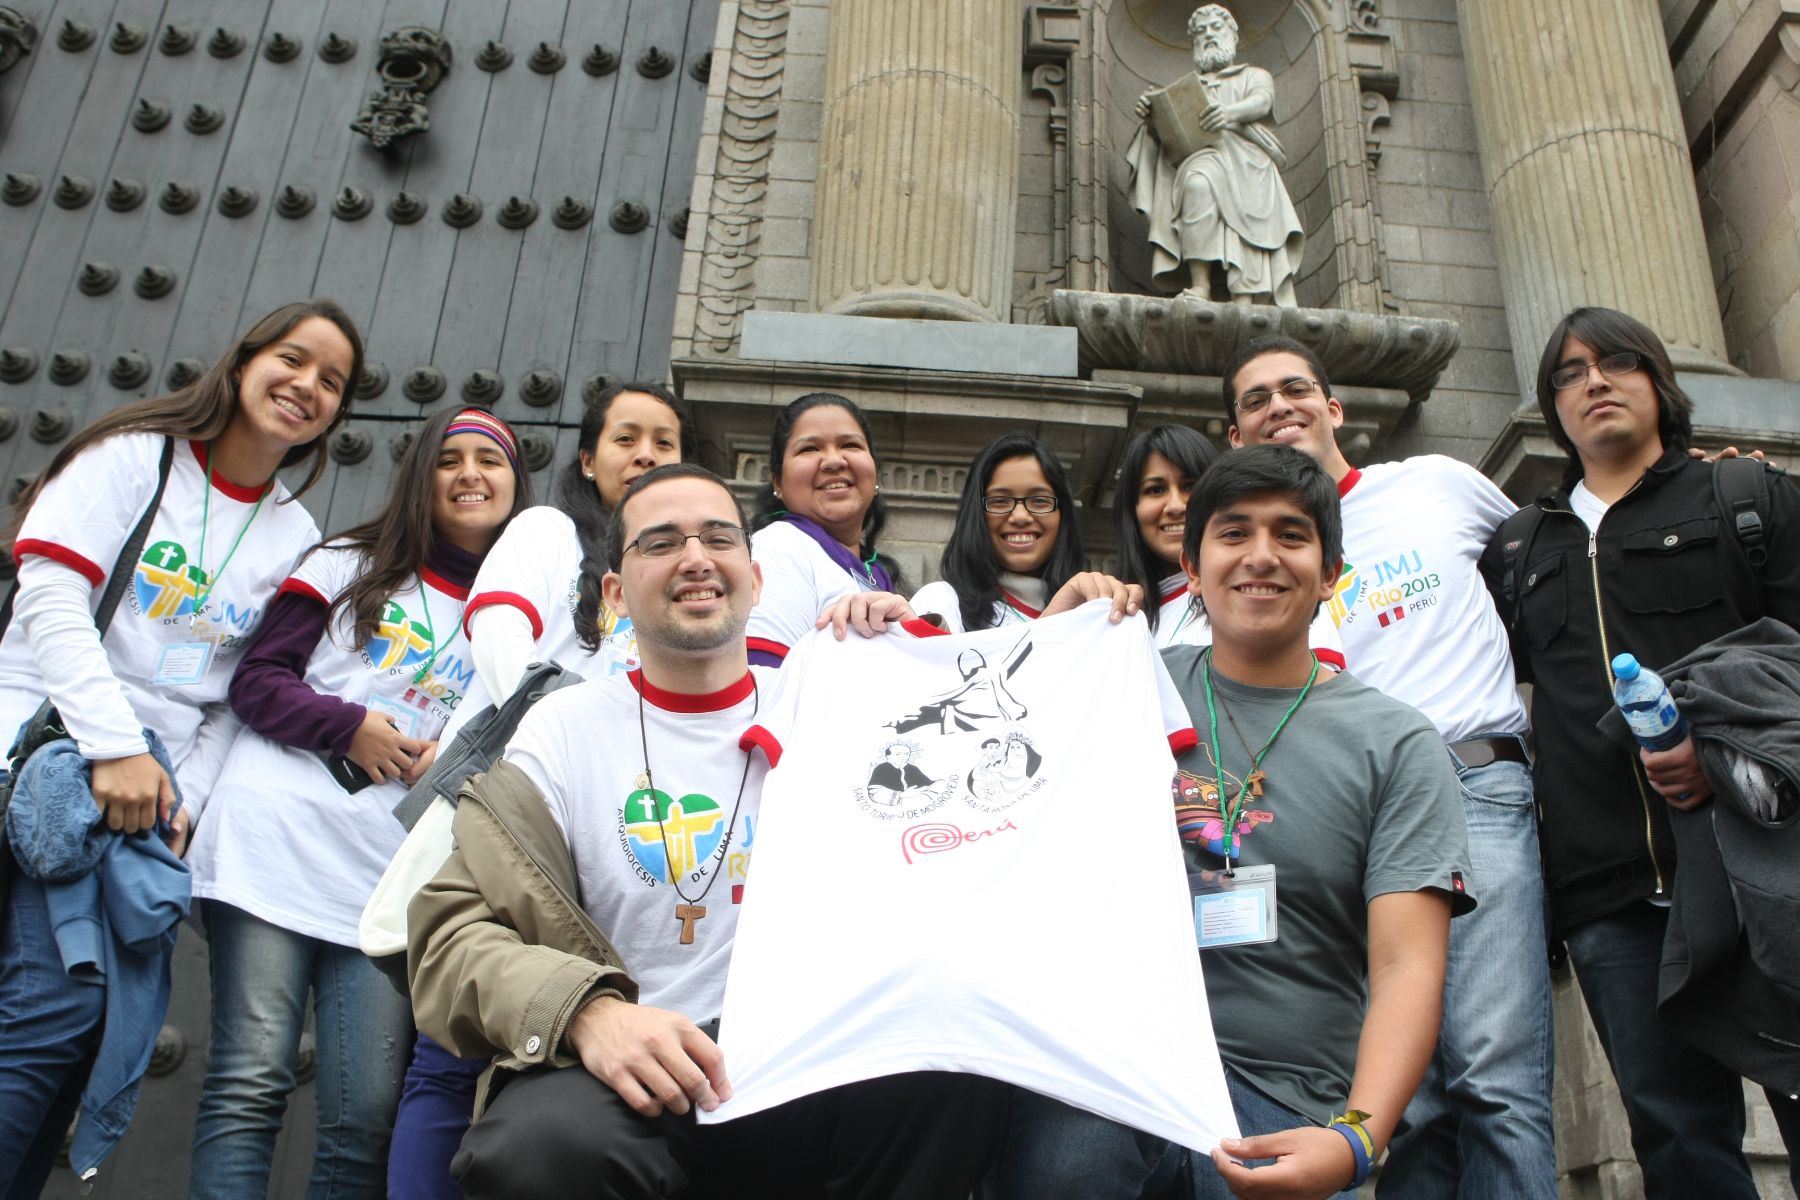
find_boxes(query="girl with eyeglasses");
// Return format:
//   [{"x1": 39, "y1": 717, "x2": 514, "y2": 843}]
[
  {"x1": 911, "y1": 434, "x2": 1084, "y2": 633},
  {"x1": 186, "y1": 405, "x2": 530, "y2": 1198},
  {"x1": 749, "y1": 393, "x2": 902, "y2": 664}
]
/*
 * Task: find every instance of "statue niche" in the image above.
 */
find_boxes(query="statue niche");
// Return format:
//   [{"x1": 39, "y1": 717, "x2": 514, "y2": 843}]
[{"x1": 1126, "y1": 4, "x2": 1303, "y2": 307}]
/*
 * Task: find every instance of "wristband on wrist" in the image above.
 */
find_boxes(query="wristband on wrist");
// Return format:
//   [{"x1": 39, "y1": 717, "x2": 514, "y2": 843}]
[{"x1": 1328, "y1": 1109, "x2": 1376, "y2": 1188}]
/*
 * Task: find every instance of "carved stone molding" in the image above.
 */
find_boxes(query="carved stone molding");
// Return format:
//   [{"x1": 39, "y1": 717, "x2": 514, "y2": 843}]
[
  {"x1": 351, "y1": 27, "x2": 452, "y2": 152},
  {"x1": 692, "y1": 1, "x2": 789, "y2": 357},
  {"x1": 1017, "y1": 4, "x2": 1086, "y2": 325},
  {"x1": 1360, "y1": 90, "x2": 1391, "y2": 164},
  {"x1": 734, "y1": 451, "x2": 971, "y2": 499}
]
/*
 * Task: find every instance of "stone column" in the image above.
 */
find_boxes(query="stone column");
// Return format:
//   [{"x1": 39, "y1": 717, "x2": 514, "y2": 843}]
[
  {"x1": 1457, "y1": 0, "x2": 1734, "y2": 393},
  {"x1": 810, "y1": 0, "x2": 1020, "y2": 322}
]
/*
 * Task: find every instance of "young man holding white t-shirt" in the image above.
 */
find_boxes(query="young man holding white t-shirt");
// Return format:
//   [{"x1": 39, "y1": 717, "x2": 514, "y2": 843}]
[
  {"x1": 406, "y1": 464, "x2": 1008, "y2": 1199},
  {"x1": 1223, "y1": 335, "x2": 1554, "y2": 1200}
]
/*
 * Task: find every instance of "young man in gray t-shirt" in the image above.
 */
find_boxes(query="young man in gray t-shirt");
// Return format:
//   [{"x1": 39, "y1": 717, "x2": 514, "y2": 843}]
[{"x1": 1000, "y1": 444, "x2": 1473, "y2": 1200}]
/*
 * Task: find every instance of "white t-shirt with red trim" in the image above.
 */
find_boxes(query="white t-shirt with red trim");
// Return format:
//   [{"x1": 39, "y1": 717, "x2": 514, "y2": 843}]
[
  {"x1": 908, "y1": 578, "x2": 1042, "y2": 635},
  {"x1": 747, "y1": 520, "x2": 880, "y2": 662},
  {"x1": 1153, "y1": 572, "x2": 1348, "y2": 668},
  {"x1": 438, "y1": 505, "x2": 638, "y2": 744},
  {"x1": 188, "y1": 543, "x2": 476, "y2": 946},
  {"x1": 505, "y1": 667, "x2": 779, "y2": 1018},
  {"x1": 702, "y1": 602, "x2": 1240, "y2": 1154},
  {"x1": 1331, "y1": 457, "x2": 1526, "y2": 742},
  {"x1": 0, "y1": 434, "x2": 318, "y2": 772}
]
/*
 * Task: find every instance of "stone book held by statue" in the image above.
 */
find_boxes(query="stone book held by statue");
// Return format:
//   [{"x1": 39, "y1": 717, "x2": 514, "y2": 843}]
[{"x1": 1145, "y1": 75, "x2": 1220, "y2": 166}]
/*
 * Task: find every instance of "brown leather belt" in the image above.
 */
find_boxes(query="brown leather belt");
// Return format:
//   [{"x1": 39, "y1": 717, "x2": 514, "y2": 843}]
[{"x1": 1447, "y1": 736, "x2": 1529, "y2": 768}]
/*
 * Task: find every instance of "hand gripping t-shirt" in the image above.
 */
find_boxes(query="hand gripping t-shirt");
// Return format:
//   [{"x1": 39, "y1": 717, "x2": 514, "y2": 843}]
[
  {"x1": 187, "y1": 544, "x2": 477, "y2": 946},
  {"x1": 505, "y1": 667, "x2": 779, "y2": 1017},
  {"x1": 700, "y1": 603, "x2": 1243, "y2": 1154},
  {"x1": 1162, "y1": 646, "x2": 1474, "y2": 1123},
  {"x1": 1331, "y1": 457, "x2": 1525, "y2": 741},
  {"x1": 1153, "y1": 572, "x2": 1347, "y2": 667},
  {"x1": 439, "y1": 505, "x2": 639, "y2": 745},
  {"x1": 0, "y1": 435, "x2": 318, "y2": 769},
  {"x1": 747, "y1": 519, "x2": 882, "y2": 661}
]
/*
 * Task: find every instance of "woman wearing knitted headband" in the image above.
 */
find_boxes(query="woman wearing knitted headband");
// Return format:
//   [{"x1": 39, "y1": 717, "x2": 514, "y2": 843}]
[{"x1": 185, "y1": 405, "x2": 530, "y2": 1197}]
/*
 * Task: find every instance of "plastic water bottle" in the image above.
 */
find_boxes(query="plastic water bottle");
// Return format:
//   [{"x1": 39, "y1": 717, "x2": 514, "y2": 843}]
[{"x1": 1611, "y1": 653, "x2": 1688, "y2": 751}]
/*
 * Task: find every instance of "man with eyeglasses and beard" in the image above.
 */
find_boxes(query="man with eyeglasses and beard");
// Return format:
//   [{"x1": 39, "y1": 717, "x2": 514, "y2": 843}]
[
  {"x1": 1223, "y1": 335, "x2": 1556, "y2": 1200},
  {"x1": 406, "y1": 463, "x2": 1008, "y2": 1199},
  {"x1": 1479, "y1": 307, "x2": 1800, "y2": 1200}
]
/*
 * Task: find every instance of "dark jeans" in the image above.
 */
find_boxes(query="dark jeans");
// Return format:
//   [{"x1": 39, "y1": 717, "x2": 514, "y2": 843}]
[
  {"x1": 388, "y1": 1032, "x2": 486, "y2": 1200},
  {"x1": 1562, "y1": 902, "x2": 1760, "y2": 1200},
  {"x1": 454, "y1": 1066, "x2": 1011, "y2": 1200}
]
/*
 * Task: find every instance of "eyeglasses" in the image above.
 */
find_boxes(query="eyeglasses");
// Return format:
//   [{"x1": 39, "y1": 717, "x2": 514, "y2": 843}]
[
  {"x1": 1235, "y1": 378, "x2": 1320, "y2": 415},
  {"x1": 983, "y1": 494, "x2": 1059, "y2": 516},
  {"x1": 624, "y1": 525, "x2": 748, "y2": 558},
  {"x1": 1550, "y1": 352, "x2": 1640, "y2": 391}
]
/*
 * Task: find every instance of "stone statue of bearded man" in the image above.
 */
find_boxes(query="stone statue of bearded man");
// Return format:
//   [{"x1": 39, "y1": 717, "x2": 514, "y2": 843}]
[{"x1": 1127, "y1": 4, "x2": 1305, "y2": 306}]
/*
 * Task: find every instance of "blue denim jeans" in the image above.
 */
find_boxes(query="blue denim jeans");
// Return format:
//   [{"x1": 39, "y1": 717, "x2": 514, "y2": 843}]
[
  {"x1": 0, "y1": 874, "x2": 105, "y2": 1197},
  {"x1": 188, "y1": 901, "x2": 413, "y2": 1200},
  {"x1": 1381, "y1": 753, "x2": 1557, "y2": 1200},
  {"x1": 1562, "y1": 902, "x2": 1760, "y2": 1200},
  {"x1": 389, "y1": 1032, "x2": 486, "y2": 1200},
  {"x1": 996, "y1": 1070, "x2": 1355, "y2": 1200}
]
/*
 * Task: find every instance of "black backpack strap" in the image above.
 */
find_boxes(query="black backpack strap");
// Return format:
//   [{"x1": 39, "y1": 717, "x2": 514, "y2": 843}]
[
  {"x1": 0, "y1": 435, "x2": 175, "y2": 641},
  {"x1": 1712, "y1": 455, "x2": 1771, "y2": 568},
  {"x1": 1492, "y1": 503, "x2": 1547, "y2": 620}
]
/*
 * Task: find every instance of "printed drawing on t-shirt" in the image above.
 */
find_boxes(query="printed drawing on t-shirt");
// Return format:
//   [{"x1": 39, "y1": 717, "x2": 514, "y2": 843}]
[
  {"x1": 1327, "y1": 561, "x2": 1363, "y2": 629},
  {"x1": 1172, "y1": 753, "x2": 1273, "y2": 859},
  {"x1": 365, "y1": 599, "x2": 434, "y2": 671},
  {"x1": 865, "y1": 739, "x2": 939, "y2": 808},
  {"x1": 621, "y1": 787, "x2": 728, "y2": 885},
  {"x1": 885, "y1": 638, "x2": 1033, "y2": 734},
  {"x1": 966, "y1": 729, "x2": 1045, "y2": 813},
  {"x1": 134, "y1": 539, "x2": 207, "y2": 618}
]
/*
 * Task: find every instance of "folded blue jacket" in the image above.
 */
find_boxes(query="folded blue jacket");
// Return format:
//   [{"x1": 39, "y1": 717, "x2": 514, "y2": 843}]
[{"x1": 5, "y1": 732, "x2": 191, "y2": 1180}]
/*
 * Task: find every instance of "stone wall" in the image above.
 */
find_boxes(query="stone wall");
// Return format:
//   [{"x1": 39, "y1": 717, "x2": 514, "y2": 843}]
[{"x1": 1668, "y1": 0, "x2": 1800, "y2": 380}]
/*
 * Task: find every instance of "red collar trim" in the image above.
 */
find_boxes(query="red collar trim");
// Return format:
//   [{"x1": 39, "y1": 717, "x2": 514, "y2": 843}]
[
  {"x1": 420, "y1": 566, "x2": 470, "y2": 600},
  {"x1": 1337, "y1": 468, "x2": 1362, "y2": 498},
  {"x1": 901, "y1": 617, "x2": 949, "y2": 638},
  {"x1": 628, "y1": 668, "x2": 756, "y2": 713},
  {"x1": 190, "y1": 440, "x2": 273, "y2": 503},
  {"x1": 1000, "y1": 591, "x2": 1042, "y2": 620},
  {"x1": 1159, "y1": 582, "x2": 1189, "y2": 607}
]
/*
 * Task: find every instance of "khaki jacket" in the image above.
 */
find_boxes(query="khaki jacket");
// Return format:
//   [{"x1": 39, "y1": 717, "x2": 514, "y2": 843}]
[{"x1": 406, "y1": 757, "x2": 636, "y2": 1114}]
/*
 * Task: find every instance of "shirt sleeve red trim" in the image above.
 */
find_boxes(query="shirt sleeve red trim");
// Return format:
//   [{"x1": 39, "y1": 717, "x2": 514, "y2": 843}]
[
  {"x1": 1313, "y1": 647, "x2": 1347, "y2": 671},
  {"x1": 277, "y1": 577, "x2": 329, "y2": 605},
  {"x1": 1337, "y1": 468, "x2": 1363, "y2": 498},
  {"x1": 628, "y1": 668, "x2": 757, "y2": 713},
  {"x1": 190, "y1": 440, "x2": 273, "y2": 503},
  {"x1": 739, "y1": 724, "x2": 782, "y2": 767},
  {"x1": 901, "y1": 617, "x2": 949, "y2": 638},
  {"x1": 12, "y1": 539, "x2": 104, "y2": 587},
  {"x1": 463, "y1": 591, "x2": 544, "y2": 639},
  {"x1": 1168, "y1": 728, "x2": 1199, "y2": 756},
  {"x1": 746, "y1": 636, "x2": 790, "y2": 661},
  {"x1": 999, "y1": 592, "x2": 1043, "y2": 620},
  {"x1": 419, "y1": 565, "x2": 471, "y2": 601}
]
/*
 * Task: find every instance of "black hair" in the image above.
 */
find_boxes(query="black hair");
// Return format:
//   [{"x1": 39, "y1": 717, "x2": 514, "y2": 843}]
[
  {"x1": 1534, "y1": 306, "x2": 1693, "y2": 465},
  {"x1": 561, "y1": 382, "x2": 692, "y2": 651},
  {"x1": 1220, "y1": 335, "x2": 1333, "y2": 430},
  {"x1": 1181, "y1": 444, "x2": 1344, "y2": 579},
  {"x1": 753, "y1": 392, "x2": 903, "y2": 591},
  {"x1": 1111, "y1": 424, "x2": 1219, "y2": 630},
  {"x1": 606, "y1": 462, "x2": 751, "y2": 573},
  {"x1": 938, "y1": 434, "x2": 1084, "y2": 631}
]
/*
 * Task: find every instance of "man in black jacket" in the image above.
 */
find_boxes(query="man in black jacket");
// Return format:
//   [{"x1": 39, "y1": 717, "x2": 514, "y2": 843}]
[{"x1": 1480, "y1": 306, "x2": 1800, "y2": 1200}]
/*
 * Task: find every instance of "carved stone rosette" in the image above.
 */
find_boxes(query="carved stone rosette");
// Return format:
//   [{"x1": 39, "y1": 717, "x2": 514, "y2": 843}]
[
  {"x1": 351, "y1": 27, "x2": 452, "y2": 151},
  {"x1": 692, "y1": 1, "x2": 790, "y2": 357}
]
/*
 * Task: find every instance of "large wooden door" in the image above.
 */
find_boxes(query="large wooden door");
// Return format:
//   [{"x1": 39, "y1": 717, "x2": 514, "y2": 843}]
[{"x1": 0, "y1": 1, "x2": 715, "y2": 1193}]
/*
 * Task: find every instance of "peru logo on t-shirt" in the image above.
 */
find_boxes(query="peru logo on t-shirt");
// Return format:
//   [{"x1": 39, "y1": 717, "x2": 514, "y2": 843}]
[
  {"x1": 365, "y1": 600, "x2": 433, "y2": 671},
  {"x1": 621, "y1": 788, "x2": 725, "y2": 885},
  {"x1": 134, "y1": 539, "x2": 206, "y2": 618}
]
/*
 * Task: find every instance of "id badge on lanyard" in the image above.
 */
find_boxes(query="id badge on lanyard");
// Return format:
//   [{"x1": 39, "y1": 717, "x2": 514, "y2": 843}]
[
  {"x1": 1191, "y1": 865, "x2": 1279, "y2": 949},
  {"x1": 154, "y1": 640, "x2": 215, "y2": 687},
  {"x1": 366, "y1": 690, "x2": 422, "y2": 739}
]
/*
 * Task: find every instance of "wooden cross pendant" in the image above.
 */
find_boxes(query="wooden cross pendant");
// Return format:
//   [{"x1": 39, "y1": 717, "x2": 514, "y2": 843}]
[
  {"x1": 675, "y1": 903, "x2": 707, "y2": 945},
  {"x1": 1246, "y1": 769, "x2": 1267, "y2": 798}
]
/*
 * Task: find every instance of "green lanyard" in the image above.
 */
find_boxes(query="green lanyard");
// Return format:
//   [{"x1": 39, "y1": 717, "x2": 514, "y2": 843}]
[
  {"x1": 409, "y1": 579, "x2": 460, "y2": 684},
  {"x1": 190, "y1": 448, "x2": 266, "y2": 626},
  {"x1": 1201, "y1": 648, "x2": 1318, "y2": 867}
]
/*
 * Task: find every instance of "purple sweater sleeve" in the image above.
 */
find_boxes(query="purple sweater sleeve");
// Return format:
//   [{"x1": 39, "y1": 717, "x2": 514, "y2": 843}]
[{"x1": 228, "y1": 590, "x2": 366, "y2": 756}]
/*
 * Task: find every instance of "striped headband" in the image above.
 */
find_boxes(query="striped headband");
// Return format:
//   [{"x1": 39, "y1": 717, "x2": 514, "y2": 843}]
[{"x1": 444, "y1": 408, "x2": 519, "y2": 465}]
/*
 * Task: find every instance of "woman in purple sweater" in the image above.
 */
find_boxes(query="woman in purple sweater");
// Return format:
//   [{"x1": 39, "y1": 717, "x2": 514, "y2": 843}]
[{"x1": 185, "y1": 406, "x2": 529, "y2": 1199}]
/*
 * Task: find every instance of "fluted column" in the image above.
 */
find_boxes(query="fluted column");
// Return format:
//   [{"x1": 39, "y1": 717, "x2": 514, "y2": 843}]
[
  {"x1": 810, "y1": 0, "x2": 1020, "y2": 322},
  {"x1": 1458, "y1": 0, "x2": 1733, "y2": 391}
]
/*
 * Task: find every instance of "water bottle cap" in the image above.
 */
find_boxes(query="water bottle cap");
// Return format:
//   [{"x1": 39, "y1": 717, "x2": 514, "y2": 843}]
[{"x1": 1612, "y1": 653, "x2": 1640, "y2": 680}]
